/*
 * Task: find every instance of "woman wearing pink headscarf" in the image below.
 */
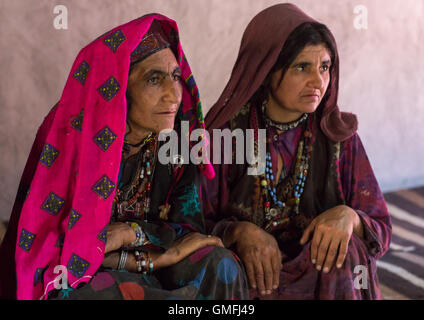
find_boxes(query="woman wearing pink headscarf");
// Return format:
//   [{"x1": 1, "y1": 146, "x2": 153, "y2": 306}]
[
  {"x1": 203, "y1": 3, "x2": 391, "y2": 299},
  {"x1": 0, "y1": 14, "x2": 248, "y2": 300}
]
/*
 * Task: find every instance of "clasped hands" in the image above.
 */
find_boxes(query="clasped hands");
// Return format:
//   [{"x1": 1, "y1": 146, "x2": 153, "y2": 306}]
[
  {"x1": 102, "y1": 222, "x2": 224, "y2": 271},
  {"x1": 229, "y1": 205, "x2": 363, "y2": 296}
]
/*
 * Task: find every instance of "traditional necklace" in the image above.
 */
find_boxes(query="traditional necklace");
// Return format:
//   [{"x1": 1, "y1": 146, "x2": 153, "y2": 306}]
[
  {"x1": 252, "y1": 101, "x2": 314, "y2": 232},
  {"x1": 114, "y1": 133, "x2": 157, "y2": 222},
  {"x1": 261, "y1": 101, "x2": 309, "y2": 132},
  {"x1": 122, "y1": 132, "x2": 153, "y2": 155}
]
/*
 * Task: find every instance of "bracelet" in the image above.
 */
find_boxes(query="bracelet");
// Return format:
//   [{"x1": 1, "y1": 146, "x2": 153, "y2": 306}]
[
  {"x1": 134, "y1": 251, "x2": 154, "y2": 274},
  {"x1": 118, "y1": 250, "x2": 128, "y2": 270},
  {"x1": 148, "y1": 255, "x2": 154, "y2": 273},
  {"x1": 134, "y1": 250, "x2": 147, "y2": 274},
  {"x1": 127, "y1": 222, "x2": 146, "y2": 247}
]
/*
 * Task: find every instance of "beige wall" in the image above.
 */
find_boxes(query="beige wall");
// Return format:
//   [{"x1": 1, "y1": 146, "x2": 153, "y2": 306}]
[{"x1": 0, "y1": 0, "x2": 423, "y2": 220}]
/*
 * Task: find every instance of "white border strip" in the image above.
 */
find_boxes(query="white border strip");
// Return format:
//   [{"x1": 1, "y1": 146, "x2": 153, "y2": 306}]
[
  {"x1": 377, "y1": 260, "x2": 424, "y2": 290},
  {"x1": 387, "y1": 203, "x2": 424, "y2": 229}
]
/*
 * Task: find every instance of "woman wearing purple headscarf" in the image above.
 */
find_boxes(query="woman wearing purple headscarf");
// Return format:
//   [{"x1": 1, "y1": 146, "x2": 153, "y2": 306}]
[{"x1": 203, "y1": 3, "x2": 391, "y2": 299}]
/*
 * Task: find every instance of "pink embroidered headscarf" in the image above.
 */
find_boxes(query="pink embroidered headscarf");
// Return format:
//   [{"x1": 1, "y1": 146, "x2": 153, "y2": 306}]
[{"x1": 0, "y1": 13, "x2": 213, "y2": 300}]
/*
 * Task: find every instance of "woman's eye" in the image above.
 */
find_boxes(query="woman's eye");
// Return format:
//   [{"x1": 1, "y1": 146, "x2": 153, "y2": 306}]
[
  {"x1": 173, "y1": 74, "x2": 182, "y2": 81},
  {"x1": 148, "y1": 76, "x2": 160, "y2": 85},
  {"x1": 321, "y1": 65, "x2": 330, "y2": 72},
  {"x1": 295, "y1": 64, "x2": 308, "y2": 72}
]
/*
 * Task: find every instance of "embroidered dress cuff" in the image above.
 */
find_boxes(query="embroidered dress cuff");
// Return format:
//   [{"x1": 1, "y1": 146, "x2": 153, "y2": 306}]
[{"x1": 355, "y1": 209, "x2": 383, "y2": 257}]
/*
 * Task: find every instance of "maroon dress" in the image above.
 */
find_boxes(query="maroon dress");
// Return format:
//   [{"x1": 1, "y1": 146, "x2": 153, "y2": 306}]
[{"x1": 202, "y1": 102, "x2": 391, "y2": 299}]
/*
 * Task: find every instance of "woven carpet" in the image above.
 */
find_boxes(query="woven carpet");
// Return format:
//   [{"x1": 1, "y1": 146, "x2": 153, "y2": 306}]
[{"x1": 377, "y1": 186, "x2": 424, "y2": 300}]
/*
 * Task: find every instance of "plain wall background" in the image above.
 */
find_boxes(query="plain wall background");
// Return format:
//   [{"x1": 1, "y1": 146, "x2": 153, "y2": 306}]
[{"x1": 0, "y1": 0, "x2": 423, "y2": 221}]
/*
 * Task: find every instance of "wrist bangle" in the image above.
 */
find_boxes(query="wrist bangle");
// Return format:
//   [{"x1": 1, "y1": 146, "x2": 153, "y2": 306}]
[
  {"x1": 118, "y1": 250, "x2": 128, "y2": 270},
  {"x1": 128, "y1": 222, "x2": 146, "y2": 247}
]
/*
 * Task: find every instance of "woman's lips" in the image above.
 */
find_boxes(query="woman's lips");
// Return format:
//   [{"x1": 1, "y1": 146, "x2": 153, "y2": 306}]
[
  {"x1": 301, "y1": 94, "x2": 320, "y2": 101},
  {"x1": 155, "y1": 110, "x2": 177, "y2": 115}
]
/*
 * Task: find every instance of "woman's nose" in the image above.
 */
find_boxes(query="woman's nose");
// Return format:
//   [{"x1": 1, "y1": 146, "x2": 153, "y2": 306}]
[
  {"x1": 163, "y1": 77, "x2": 182, "y2": 104},
  {"x1": 308, "y1": 70, "x2": 324, "y2": 89}
]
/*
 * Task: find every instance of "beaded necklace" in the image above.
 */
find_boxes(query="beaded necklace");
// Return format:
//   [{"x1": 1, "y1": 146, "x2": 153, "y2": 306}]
[
  {"x1": 253, "y1": 101, "x2": 314, "y2": 232},
  {"x1": 262, "y1": 103, "x2": 309, "y2": 132},
  {"x1": 113, "y1": 133, "x2": 158, "y2": 222}
]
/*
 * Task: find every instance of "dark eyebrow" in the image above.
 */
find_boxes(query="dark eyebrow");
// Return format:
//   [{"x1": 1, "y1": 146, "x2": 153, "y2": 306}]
[
  {"x1": 292, "y1": 61, "x2": 311, "y2": 67},
  {"x1": 143, "y1": 66, "x2": 181, "y2": 79},
  {"x1": 293, "y1": 60, "x2": 332, "y2": 66}
]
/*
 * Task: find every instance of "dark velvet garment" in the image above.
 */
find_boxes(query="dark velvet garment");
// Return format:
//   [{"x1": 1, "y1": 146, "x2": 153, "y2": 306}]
[
  {"x1": 46, "y1": 145, "x2": 249, "y2": 300},
  {"x1": 202, "y1": 102, "x2": 392, "y2": 299},
  {"x1": 109, "y1": 148, "x2": 206, "y2": 250}
]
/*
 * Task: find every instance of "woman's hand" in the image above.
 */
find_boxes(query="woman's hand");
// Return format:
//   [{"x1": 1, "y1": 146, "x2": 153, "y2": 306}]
[
  {"x1": 299, "y1": 205, "x2": 363, "y2": 273},
  {"x1": 227, "y1": 221, "x2": 282, "y2": 296},
  {"x1": 104, "y1": 222, "x2": 136, "y2": 254},
  {"x1": 155, "y1": 232, "x2": 224, "y2": 269},
  {"x1": 103, "y1": 229, "x2": 222, "y2": 271}
]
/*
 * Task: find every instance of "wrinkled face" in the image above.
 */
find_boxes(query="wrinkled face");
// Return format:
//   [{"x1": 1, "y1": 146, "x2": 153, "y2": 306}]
[
  {"x1": 127, "y1": 48, "x2": 183, "y2": 133},
  {"x1": 269, "y1": 44, "x2": 332, "y2": 116}
]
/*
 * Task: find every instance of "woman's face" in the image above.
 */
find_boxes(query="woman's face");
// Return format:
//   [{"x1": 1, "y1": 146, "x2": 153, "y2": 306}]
[
  {"x1": 127, "y1": 48, "x2": 183, "y2": 134},
  {"x1": 268, "y1": 44, "x2": 332, "y2": 120}
]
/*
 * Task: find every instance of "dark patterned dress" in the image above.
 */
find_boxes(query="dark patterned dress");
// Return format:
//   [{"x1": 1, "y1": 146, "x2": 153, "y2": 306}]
[
  {"x1": 48, "y1": 145, "x2": 249, "y2": 300},
  {"x1": 203, "y1": 102, "x2": 392, "y2": 300}
]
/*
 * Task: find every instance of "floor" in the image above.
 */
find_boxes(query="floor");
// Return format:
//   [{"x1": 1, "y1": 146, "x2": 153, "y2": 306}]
[
  {"x1": 0, "y1": 186, "x2": 423, "y2": 300},
  {"x1": 376, "y1": 186, "x2": 424, "y2": 300}
]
